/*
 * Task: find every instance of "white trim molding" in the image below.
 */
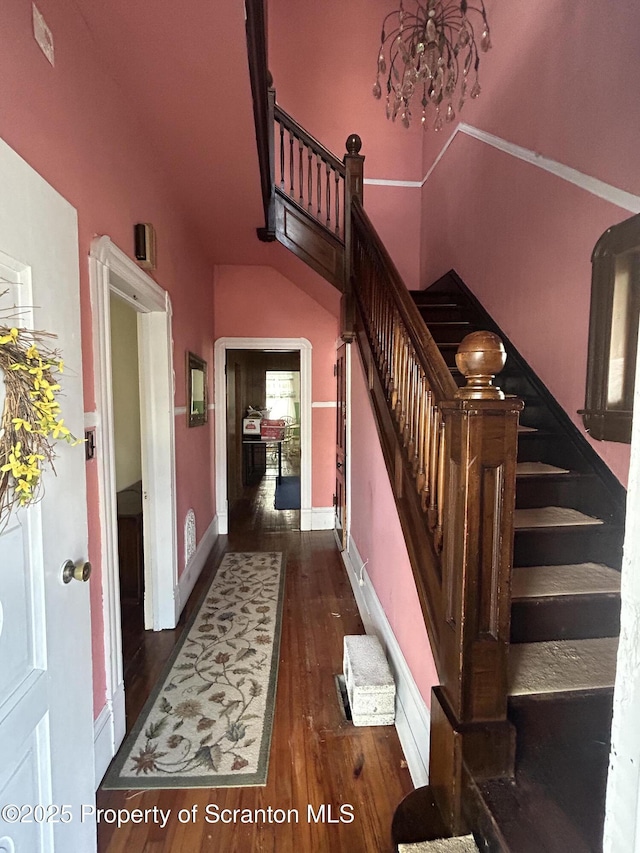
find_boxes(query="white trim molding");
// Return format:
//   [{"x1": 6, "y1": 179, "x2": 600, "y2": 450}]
[
  {"x1": 342, "y1": 535, "x2": 431, "y2": 788},
  {"x1": 364, "y1": 177, "x2": 422, "y2": 188},
  {"x1": 214, "y1": 337, "x2": 313, "y2": 534},
  {"x1": 309, "y1": 507, "x2": 335, "y2": 530},
  {"x1": 604, "y1": 332, "x2": 640, "y2": 852},
  {"x1": 89, "y1": 236, "x2": 179, "y2": 767},
  {"x1": 93, "y1": 681, "x2": 125, "y2": 789},
  {"x1": 312, "y1": 401, "x2": 337, "y2": 408},
  {"x1": 365, "y1": 123, "x2": 640, "y2": 213}
]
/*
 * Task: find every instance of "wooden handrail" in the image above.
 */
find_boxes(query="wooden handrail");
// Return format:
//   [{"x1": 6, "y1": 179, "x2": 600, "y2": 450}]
[
  {"x1": 351, "y1": 198, "x2": 457, "y2": 403},
  {"x1": 245, "y1": 0, "x2": 274, "y2": 237}
]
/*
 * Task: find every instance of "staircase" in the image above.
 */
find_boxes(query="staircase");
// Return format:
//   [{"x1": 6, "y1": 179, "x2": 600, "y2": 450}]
[
  {"x1": 408, "y1": 270, "x2": 625, "y2": 851},
  {"x1": 244, "y1": 7, "x2": 627, "y2": 847}
]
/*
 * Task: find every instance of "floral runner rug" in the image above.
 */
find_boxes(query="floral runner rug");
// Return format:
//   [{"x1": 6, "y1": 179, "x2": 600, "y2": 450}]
[{"x1": 103, "y1": 551, "x2": 285, "y2": 789}]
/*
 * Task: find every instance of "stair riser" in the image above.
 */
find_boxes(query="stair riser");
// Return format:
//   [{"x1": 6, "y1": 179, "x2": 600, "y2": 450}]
[
  {"x1": 515, "y1": 477, "x2": 610, "y2": 520},
  {"x1": 508, "y1": 692, "x2": 613, "y2": 848},
  {"x1": 417, "y1": 305, "x2": 471, "y2": 322},
  {"x1": 516, "y1": 433, "x2": 583, "y2": 467},
  {"x1": 510, "y1": 594, "x2": 620, "y2": 643},
  {"x1": 428, "y1": 324, "x2": 476, "y2": 344},
  {"x1": 514, "y1": 527, "x2": 623, "y2": 568}
]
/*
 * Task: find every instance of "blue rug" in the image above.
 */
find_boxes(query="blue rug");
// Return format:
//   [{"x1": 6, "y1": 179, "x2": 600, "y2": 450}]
[{"x1": 274, "y1": 476, "x2": 300, "y2": 509}]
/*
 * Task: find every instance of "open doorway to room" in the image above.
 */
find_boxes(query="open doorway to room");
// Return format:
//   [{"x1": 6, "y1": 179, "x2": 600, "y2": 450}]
[
  {"x1": 226, "y1": 349, "x2": 301, "y2": 533},
  {"x1": 109, "y1": 293, "x2": 145, "y2": 680}
]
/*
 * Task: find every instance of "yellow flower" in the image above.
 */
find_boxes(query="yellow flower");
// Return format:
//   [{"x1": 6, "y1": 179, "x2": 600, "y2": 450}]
[
  {"x1": 51, "y1": 420, "x2": 70, "y2": 439},
  {"x1": 0, "y1": 327, "x2": 19, "y2": 345},
  {"x1": 12, "y1": 418, "x2": 33, "y2": 432}
]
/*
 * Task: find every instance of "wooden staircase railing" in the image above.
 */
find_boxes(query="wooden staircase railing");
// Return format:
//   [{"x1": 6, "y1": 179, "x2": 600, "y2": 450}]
[
  {"x1": 351, "y1": 197, "x2": 523, "y2": 831},
  {"x1": 245, "y1": 0, "x2": 523, "y2": 836}
]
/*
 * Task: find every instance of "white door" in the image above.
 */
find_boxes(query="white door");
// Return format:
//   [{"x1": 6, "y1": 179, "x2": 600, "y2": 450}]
[{"x1": 0, "y1": 139, "x2": 96, "y2": 851}]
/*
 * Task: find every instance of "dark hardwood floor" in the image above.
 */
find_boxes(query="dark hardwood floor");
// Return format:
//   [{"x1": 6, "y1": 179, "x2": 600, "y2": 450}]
[{"x1": 97, "y1": 467, "x2": 413, "y2": 853}]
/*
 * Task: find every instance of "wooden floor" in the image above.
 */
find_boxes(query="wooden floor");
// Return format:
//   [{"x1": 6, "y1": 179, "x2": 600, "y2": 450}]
[{"x1": 97, "y1": 472, "x2": 413, "y2": 852}]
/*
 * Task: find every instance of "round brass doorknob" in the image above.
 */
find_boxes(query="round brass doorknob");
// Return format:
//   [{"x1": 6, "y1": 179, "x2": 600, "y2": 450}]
[{"x1": 62, "y1": 559, "x2": 92, "y2": 584}]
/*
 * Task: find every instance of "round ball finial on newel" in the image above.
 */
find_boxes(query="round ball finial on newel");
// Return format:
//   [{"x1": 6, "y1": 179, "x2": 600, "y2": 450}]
[
  {"x1": 455, "y1": 330, "x2": 506, "y2": 400},
  {"x1": 346, "y1": 134, "x2": 363, "y2": 156}
]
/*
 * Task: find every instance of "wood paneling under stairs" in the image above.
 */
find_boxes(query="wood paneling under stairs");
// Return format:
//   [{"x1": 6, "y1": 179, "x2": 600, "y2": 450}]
[{"x1": 98, "y1": 489, "x2": 412, "y2": 852}]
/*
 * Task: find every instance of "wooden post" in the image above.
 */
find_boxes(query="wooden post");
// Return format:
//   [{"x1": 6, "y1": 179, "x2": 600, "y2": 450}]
[
  {"x1": 342, "y1": 134, "x2": 364, "y2": 341},
  {"x1": 430, "y1": 331, "x2": 523, "y2": 833}
]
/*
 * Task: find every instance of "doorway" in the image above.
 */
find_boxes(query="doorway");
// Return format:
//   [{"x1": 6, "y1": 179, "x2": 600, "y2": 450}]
[
  {"x1": 226, "y1": 350, "x2": 301, "y2": 533},
  {"x1": 90, "y1": 236, "x2": 177, "y2": 778},
  {"x1": 109, "y1": 293, "x2": 145, "y2": 679},
  {"x1": 214, "y1": 337, "x2": 313, "y2": 534}
]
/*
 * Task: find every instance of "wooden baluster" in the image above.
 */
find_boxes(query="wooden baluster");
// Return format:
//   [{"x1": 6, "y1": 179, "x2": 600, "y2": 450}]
[
  {"x1": 307, "y1": 147, "x2": 313, "y2": 212},
  {"x1": 279, "y1": 121, "x2": 285, "y2": 189},
  {"x1": 289, "y1": 131, "x2": 294, "y2": 195},
  {"x1": 409, "y1": 360, "x2": 419, "y2": 470},
  {"x1": 376, "y1": 281, "x2": 383, "y2": 361},
  {"x1": 398, "y1": 333, "x2": 407, "y2": 432},
  {"x1": 415, "y1": 365, "x2": 423, "y2": 474},
  {"x1": 326, "y1": 162, "x2": 331, "y2": 229},
  {"x1": 391, "y1": 316, "x2": 400, "y2": 412},
  {"x1": 434, "y1": 418, "x2": 446, "y2": 552},
  {"x1": 298, "y1": 138, "x2": 304, "y2": 203},
  {"x1": 421, "y1": 389, "x2": 432, "y2": 510},
  {"x1": 416, "y1": 383, "x2": 428, "y2": 499},
  {"x1": 384, "y1": 295, "x2": 393, "y2": 391},
  {"x1": 335, "y1": 169, "x2": 340, "y2": 235},
  {"x1": 404, "y1": 345, "x2": 412, "y2": 446},
  {"x1": 428, "y1": 407, "x2": 439, "y2": 530},
  {"x1": 316, "y1": 155, "x2": 322, "y2": 220}
]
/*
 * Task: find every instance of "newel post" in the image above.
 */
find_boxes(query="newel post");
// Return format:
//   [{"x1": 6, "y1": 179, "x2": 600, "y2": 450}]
[
  {"x1": 342, "y1": 134, "x2": 364, "y2": 341},
  {"x1": 430, "y1": 332, "x2": 523, "y2": 833}
]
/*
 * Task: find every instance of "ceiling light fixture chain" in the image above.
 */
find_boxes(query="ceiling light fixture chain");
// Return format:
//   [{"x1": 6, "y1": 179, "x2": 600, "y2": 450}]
[{"x1": 372, "y1": 0, "x2": 491, "y2": 130}]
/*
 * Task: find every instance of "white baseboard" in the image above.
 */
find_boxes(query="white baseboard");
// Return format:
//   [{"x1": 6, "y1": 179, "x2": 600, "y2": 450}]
[
  {"x1": 311, "y1": 506, "x2": 335, "y2": 530},
  {"x1": 93, "y1": 704, "x2": 113, "y2": 789},
  {"x1": 176, "y1": 515, "x2": 219, "y2": 620},
  {"x1": 93, "y1": 680, "x2": 125, "y2": 789},
  {"x1": 342, "y1": 535, "x2": 431, "y2": 788}
]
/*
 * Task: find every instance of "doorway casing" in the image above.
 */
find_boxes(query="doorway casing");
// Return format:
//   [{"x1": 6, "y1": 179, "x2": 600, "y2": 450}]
[
  {"x1": 215, "y1": 337, "x2": 312, "y2": 533},
  {"x1": 90, "y1": 236, "x2": 178, "y2": 768}
]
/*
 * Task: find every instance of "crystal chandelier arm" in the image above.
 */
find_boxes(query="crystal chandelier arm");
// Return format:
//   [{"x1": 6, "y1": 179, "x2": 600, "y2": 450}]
[{"x1": 373, "y1": 0, "x2": 491, "y2": 129}]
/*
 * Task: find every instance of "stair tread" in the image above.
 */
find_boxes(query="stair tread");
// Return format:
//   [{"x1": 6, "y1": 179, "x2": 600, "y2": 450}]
[
  {"x1": 518, "y1": 424, "x2": 538, "y2": 433},
  {"x1": 508, "y1": 637, "x2": 618, "y2": 696},
  {"x1": 514, "y1": 506, "x2": 603, "y2": 528},
  {"x1": 397, "y1": 837, "x2": 479, "y2": 852},
  {"x1": 516, "y1": 462, "x2": 570, "y2": 476},
  {"x1": 512, "y1": 563, "x2": 621, "y2": 598}
]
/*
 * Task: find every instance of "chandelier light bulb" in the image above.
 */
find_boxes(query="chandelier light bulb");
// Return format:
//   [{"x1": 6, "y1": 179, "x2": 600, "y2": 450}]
[{"x1": 372, "y1": 0, "x2": 492, "y2": 130}]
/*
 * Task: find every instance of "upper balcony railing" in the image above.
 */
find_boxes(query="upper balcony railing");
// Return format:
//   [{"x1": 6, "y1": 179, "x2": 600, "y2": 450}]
[{"x1": 274, "y1": 106, "x2": 345, "y2": 241}]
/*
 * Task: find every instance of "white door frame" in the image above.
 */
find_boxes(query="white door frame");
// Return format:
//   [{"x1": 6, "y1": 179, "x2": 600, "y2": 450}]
[
  {"x1": 215, "y1": 337, "x2": 312, "y2": 533},
  {"x1": 89, "y1": 236, "x2": 178, "y2": 761}
]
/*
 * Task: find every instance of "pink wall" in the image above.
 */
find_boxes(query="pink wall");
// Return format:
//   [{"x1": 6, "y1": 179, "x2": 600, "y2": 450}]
[
  {"x1": 1, "y1": 0, "x2": 216, "y2": 716},
  {"x1": 420, "y1": 135, "x2": 632, "y2": 484},
  {"x1": 418, "y1": 0, "x2": 640, "y2": 485},
  {"x1": 213, "y1": 265, "x2": 339, "y2": 508},
  {"x1": 350, "y1": 349, "x2": 438, "y2": 705}
]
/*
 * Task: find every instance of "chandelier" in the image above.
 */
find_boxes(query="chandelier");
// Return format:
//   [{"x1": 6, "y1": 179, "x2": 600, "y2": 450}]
[{"x1": 372, "y1": 0, "x2": 491, "y2": 130}]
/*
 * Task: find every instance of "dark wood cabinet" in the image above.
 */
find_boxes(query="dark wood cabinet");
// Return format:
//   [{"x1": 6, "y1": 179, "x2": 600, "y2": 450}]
[{"x1": 117, "y1": 481, "x2": 144, "y2": 604}]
